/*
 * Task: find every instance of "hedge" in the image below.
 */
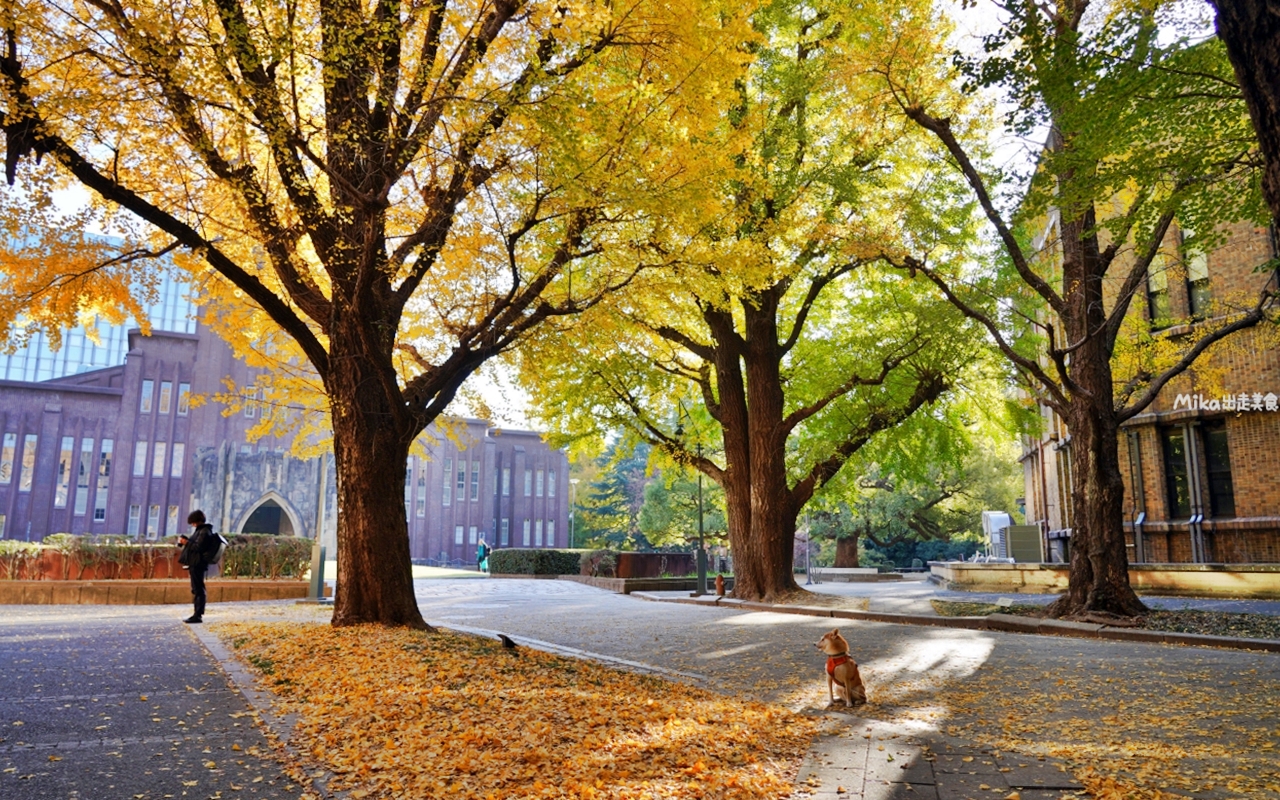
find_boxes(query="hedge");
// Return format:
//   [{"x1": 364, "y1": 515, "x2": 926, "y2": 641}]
[
  {"x1": 0, "y1": 533, "x2": 314, "y2": 580},
  {"x1": 488, "y1": 548, "x2": 582, "y2": 576}
]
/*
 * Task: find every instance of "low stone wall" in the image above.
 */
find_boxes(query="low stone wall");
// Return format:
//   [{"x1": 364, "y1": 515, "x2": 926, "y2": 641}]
[
  {"x1": 557, "y1": 574, "x2": 734, "y2": 594},
  {"x1": 0, "y1": 579, "x2": 319, "y2": 605},
  {"x1": 929, "y1": 561, "x2": 1280, "y2": 599},
  {"x1": 813, "y1": 568, "x2": 905, "y2": 583}
]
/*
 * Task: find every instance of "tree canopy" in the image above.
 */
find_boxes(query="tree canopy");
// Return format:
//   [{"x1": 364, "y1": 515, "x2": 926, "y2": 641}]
[{"x1": 0, "y1": 0, "x2": 753, "y2": 625}]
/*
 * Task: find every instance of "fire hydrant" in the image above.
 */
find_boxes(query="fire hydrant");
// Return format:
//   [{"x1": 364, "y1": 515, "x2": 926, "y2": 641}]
[{"x1": 715, "y1": 574, "x2": 725, "y2": 597}]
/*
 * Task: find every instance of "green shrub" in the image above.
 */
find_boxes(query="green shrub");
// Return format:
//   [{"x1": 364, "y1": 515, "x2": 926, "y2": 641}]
[
  {"x1": 488, "y1": 548, "x2": 582, "y2": 575},
  {"x1": 43, "y1": 533, "x2": 79, "y2": 579},
  {"x1": 0, "y1": 540, "x2": 41, "y2": 579},
  {"x1": 579, "y1": 549, "x2": 618, "y2": 577},
  {"x1": 220, "y1": 535, "x2": 313, "y2": 579}
]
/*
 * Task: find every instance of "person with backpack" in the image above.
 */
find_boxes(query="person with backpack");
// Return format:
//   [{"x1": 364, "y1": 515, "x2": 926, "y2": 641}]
[
  {"x1": 178, "y1": 510, "x2": 220, "y2": 624},
  {"x1": 476, "y1": 536, "x2": 489, "y2": 573}
]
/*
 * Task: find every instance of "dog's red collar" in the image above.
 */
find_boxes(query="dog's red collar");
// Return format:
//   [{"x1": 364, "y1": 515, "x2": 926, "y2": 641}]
[{"x1": 826, "y1": 654, "x2": 851, "y2": 675}]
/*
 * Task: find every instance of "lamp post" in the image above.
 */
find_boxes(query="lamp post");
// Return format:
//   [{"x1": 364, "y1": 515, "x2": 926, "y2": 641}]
[
  {"x1": 677, "y1": 405, "x2": 709, "y2": 596},
  {"x1": 569, "y1": 478, "x2": 580, "y2": 548}
]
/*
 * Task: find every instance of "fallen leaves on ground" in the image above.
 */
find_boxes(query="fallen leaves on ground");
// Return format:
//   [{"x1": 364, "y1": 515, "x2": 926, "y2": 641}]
[
  {"x1": 917, "y1": 659, "x2": 1280, "y2": 798},
  {"x1": 214, "y1": 622, "x2": 817, "y2": 799},
  {"x1": 930, "y1": 601, "x2": 1280, "y2": 641}
]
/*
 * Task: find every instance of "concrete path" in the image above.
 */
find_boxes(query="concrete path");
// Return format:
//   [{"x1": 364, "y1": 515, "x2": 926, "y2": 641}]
[
  {"x1": 798, "y1": 573, "x2": 1280, "y2": 617},
  {"x1": 0, "y1": 606, "x2": 301, "y2": 800}
]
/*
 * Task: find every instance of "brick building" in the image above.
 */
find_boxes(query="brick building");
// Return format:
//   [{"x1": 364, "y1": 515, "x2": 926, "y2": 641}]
[
  {"x1": 0, "y1": 278, "x2": 568, "y2": 562},
  {"x1": 1021, "y1": 220, "x2": 1280, "y2": 564}
]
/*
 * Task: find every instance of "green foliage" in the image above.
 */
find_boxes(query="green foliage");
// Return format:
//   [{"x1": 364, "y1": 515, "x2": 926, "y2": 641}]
[
  {"x1": 0, "y1": 539, "x2": 41, "y2": 579},
  {"x1": 579, "y1": 549, "x2": 618, "y2": 577},
  {"x1": 573, "y1": 441, "x2": 654, "y2": 551},
  {"x1": 219, "y1": 535, "x2": 313, "y2": 580},
  {"x1": 638, "y1": 471, "x2": 727, "y2": 549},
  {"x1": 488, "y1": 549, "x2": 582, "y2": 576}
]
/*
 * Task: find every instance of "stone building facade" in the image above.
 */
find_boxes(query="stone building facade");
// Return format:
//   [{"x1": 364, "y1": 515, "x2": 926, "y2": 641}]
[
  {"x1": 0, "y1": 280, "x2": 568, "y2": 563},
  {"x1": 1021, "y1": 220, "x2": 1280, "y2": 564}
]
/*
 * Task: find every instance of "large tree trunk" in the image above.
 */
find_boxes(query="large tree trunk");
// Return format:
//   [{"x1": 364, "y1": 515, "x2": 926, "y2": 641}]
[
  {"x1": 327, "y1": 327, "x2": 428, "y2": 629},
  {"x1": 1210, "y1": 0, "x2": 1280, "y2": 228},
  {"x1": 835, "y1": 535, "x2": 860, "y2": 568},
  {"x1": 1049, "y1": 209, "x2": 1148, "y2": 619},
  {"x1": 1048, "y1": 402, "x2": 1148, "y2": 618}
]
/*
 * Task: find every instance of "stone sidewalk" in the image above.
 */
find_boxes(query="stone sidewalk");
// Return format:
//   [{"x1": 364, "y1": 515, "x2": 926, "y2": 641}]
[{"x1": 0, "y1": 606, "x2": 301, "y2": 800}]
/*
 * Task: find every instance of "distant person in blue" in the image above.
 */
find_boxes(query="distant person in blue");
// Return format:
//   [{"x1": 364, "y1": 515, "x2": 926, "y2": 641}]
[
  {"x1": 477, "y1": 536, "x2": 490, "y2": 574},
  {"x1": 178, "y1": 510, "x2": 217, "y2": 623}
]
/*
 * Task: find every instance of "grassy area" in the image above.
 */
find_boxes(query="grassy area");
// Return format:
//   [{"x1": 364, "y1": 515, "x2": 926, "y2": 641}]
[
  {"x1": 930, "y1": 600, "x2": 1280, "y2": 640},
  {"x1": 214, "y1": 621, "x2": 817, "y2": 800}
]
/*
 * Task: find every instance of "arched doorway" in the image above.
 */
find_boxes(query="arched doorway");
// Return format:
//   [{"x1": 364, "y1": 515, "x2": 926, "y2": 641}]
[{"x1": 237, "y1": 494, "x2": 300, "y2": 537}]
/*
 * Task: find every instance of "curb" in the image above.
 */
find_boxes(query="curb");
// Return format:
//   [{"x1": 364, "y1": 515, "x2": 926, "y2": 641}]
[{"x1": 629, "y1": 593, "x2": 1280, "y2": 653}]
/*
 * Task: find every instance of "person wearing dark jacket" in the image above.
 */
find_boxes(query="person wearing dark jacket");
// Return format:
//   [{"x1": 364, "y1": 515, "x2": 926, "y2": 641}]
[{"x1": 179, "y1": 510, "x2": 217, "y2": 624}]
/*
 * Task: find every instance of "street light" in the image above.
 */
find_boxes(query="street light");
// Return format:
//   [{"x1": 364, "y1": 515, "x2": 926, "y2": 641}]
[
  {"x1": 569, "y1": 478, "x2": 580, "y2": 548},
  {"x1": 676, "y1": 407, "x2": 709, "y2": 597}
]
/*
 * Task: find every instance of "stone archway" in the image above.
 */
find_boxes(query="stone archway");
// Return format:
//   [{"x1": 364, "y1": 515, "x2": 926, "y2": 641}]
[{"x1": 236, "y1": 492, "x2": 303, "y2": 537}]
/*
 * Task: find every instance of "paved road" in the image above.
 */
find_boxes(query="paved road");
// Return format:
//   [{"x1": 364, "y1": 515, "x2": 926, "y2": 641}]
[
  {"x1": 0, "y1": 606, "x2": 301, "y2": 800},
  {"x1": 415, "y1": 578, "x2": 1280, "y2": 799}
]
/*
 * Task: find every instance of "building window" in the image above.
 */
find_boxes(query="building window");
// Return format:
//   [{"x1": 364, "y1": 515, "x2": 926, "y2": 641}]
[
  {"x1": 536, "y1": 469, "x2": 544, "y2": 498},
  {"x1": 146, "y1": 504, "x2": 161, "y2": 539},
  {"x1": 170, "y1": 443, "x2": 185, "y2": 478},
  {"x1": 442, "y1": 458, "x2": 452, "y2": 506},
  {"x1": 158, "y1": 381, "x2": 173, "y2": 414},
  {"x1": 1160, "y1": 426, "x2": 1192, "y2": 519},
  {"x1": 1202, "y1": 421, "x2": 1236, "y2": 518},
  {"x1": 1181, "y1": 229, "x2": 1212, "y2": 320},
  {"x1": 1147, "y1": 259, "x2": 1171, "y2": 327},
  {"x1": 127, "y1": 504, "x2": 141, "y2": 536},
  {"x1": 75, "y1": 438, "x2": 93, "y2": 516},
  {"x1": 55, "y1": 436, "x2": 74, "y2": 508},
  {"x1": 0, "y1": 432, "x2": 14, "y2": 484},
  {"x1": 500, "y1": 518, "x2": 509, "y2": 546},
  {"x1": 469, "y1": 525, "x2": 477, "y2": 545},
  {"x1": 152, "y1": 442, "x2": 167, "y2": 477},
  {"x1": 546, "y1": 520, "x2": 555, "y2": 547},
  {"x1": 457, "y1": 457, "x2": 467, "y2": 496},
  {"x1": 470, "y1": 460, "x2": 480, "y2": 501},
  {"x1": 524, "y1": 469, "x2": 532, "y2": 497},
  {"x1": 535, "y1": 518, "x2": 543, "y2": 546},
  {"x1": 548, "y1": 470, "x2": 556, "y2": 498},
  {"x1": 0, "y1": 514, "x2": 5, "y2": 537},
  {"x1": 95, "y1": 440, "x2": 112, "y2": 520},
  {"x1": 502, "y1": 467, "x2": 510, "y2": 497},
  {"x1": 133, "y1": 441, "x2": 147, "y2": 476},
  {"x1": 140, "y1": 379, "x2": 154, "y2": 413},
  {"x1": 166, "y1": 505, "x2": 179, "y2": 537},
  {"x1": 522, "y1": 519, "x2": 531, "y2": 546},
  {"x1": 243, "y1": 388, "x2": 257, "y2": 418},
  {"x1": 416, "y1": 462, "x2": 426, "y2": 518},
  {"x1": 19, "y1": 434, "x2": 36, "y2": 492},
  {"x1": 177, "y1": 382, "x2": 191, "y2": 416},
  {"x1": 455, "y1": 525, "x2": 464, "y2": 545},
  {"x1": 405, "y1": 459, "x2": 413, "y2": 514}
]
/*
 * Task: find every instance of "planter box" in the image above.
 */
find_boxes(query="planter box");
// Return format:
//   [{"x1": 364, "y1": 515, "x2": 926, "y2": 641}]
[
  {"x1": 0, "y1": 579, "x2": 323, "y2": 605},
  {"x1": 813, "y1": 568, "x2": 905, "y2": 583},
  {"x1": 929, "y1": 561, "x2": 1280, "y2": 599}
]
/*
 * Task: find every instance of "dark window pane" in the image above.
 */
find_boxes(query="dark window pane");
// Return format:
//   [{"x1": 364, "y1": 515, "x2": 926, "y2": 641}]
[
  {"x1": 1160, "y1": 427, "x2": 1191, "y2": 519},
  {"x1": 1202, "y1": 421, "x2": 1235, "y2": 518}
]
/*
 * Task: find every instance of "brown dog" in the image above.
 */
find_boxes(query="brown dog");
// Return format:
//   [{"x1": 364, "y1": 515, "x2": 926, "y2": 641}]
[{"x1": 815, "y1": 629, "x2": 866, "y2": 707}]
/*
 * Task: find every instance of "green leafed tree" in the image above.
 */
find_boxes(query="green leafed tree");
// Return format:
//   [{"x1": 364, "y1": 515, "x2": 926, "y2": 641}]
[
  {"x1": 522, "y1": 0, "x2": 983, "y2": 600},
  {"x1": 890, "y1": 0, "x2": 1277, "y2": 618}
]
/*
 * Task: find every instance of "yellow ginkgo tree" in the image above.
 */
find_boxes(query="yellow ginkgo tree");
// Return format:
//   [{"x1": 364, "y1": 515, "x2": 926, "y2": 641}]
[{"x1": 0, "y1": 0, "x2": 750, "y2": 627}]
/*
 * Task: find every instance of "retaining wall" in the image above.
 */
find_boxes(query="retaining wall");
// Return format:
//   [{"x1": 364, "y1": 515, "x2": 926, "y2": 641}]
[
  {"x1": 929, "y1": 561, "x2": 1280, "y2": 599},
  {"x1": 0, "y1": 580, "x2": 320, "y2": 605}
]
